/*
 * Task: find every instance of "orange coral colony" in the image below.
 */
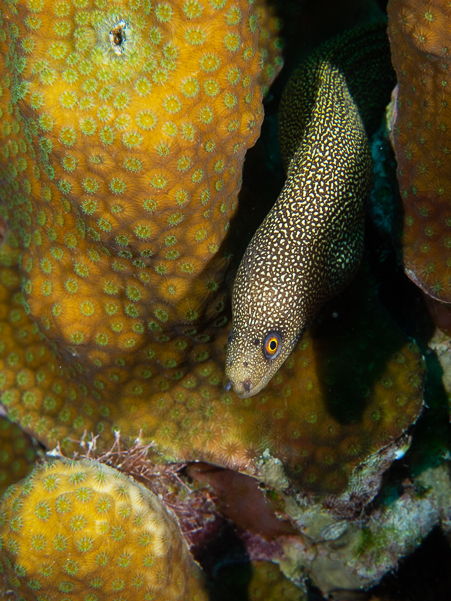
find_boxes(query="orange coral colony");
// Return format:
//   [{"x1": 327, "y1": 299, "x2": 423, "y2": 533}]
[
  {"x1": 2, "y1": 0, "x2": 263, "y2": 366},
  {"x1": 388, "y1": 0, "x2": 451, "y2": 301},
  {"x1": 0, "y1": 0, "x2": 425, "y2": 495}
]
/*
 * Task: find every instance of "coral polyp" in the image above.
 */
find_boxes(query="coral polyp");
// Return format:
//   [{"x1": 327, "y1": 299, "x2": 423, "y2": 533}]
[{"x1": 0, "y1": 458, "x2": 208, "y2": 600}]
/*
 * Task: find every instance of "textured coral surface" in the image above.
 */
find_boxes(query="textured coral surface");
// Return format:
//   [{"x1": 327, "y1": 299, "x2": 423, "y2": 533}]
[
  {"x1": 0, "y1": 0, "x2": 264, "y2": 365},
  {"x1": 0, "y1": 2, "x2": 443, "y2": 599},
  {"x1": 251, "y1": 0, "x2": 284, "y2": 96},
  {"x1": 0, "y1": 0, "x2": 424, "y2": 500},
  {"x1": 0, "y1": 241, "x2": 426, "y2": 493},
  {"x1": 0, "y1": 458, "x2": 207, "y2": 600},
  {"x1": 388, "y1": 0, "x2": 451, "y2": 302}
]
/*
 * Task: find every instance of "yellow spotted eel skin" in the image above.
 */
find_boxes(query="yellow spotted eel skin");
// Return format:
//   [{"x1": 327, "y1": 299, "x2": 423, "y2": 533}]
[{"x1": 225, "y1": 24, "x2": 396, "y2": 398}]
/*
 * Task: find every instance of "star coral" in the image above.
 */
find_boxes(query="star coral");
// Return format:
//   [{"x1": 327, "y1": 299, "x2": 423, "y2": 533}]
[
  {"x1": 387, "y1": 0, "x2": 451, "y2": 301},
  {"x1": 251, "y1": 0, "x2": 284, "y2": 97},
  {"x1": 1, "y1": 0, "x2": 264, "y2": 365},
  {"x1": 0, "y1": 7, "x2": 440, "y2": 597},
  {"x1": 0, "y1": 2, "x2": 425, "y2": 496},
  {"x1": 0, "y1": 235, "x2": 426, "y2": 494},
  {"x1": 0, "y1": 458, "x2": 208, "y2": 600},
  {"x1": 0, "y1": 0, "x2": 266, "y2": 452}
]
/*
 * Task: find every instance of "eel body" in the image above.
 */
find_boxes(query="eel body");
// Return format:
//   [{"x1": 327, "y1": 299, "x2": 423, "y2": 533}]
[{"x1": 225, "y1": 24, "x2": 394, "y2": 398}]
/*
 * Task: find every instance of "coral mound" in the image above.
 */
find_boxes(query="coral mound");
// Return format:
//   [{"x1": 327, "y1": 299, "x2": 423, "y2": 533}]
[
  {"x1": 0, "y1": 458, "x2": 207, "y2": 601},
  {"x1": 388, "y1": 0, "x2": 451, "y2": 301},
  {"x1": 0, "y1": 0, "x2": 264, "y2": 368},
  {"x1": 0, "y1": 0, "x2": 424, "y2": 496}
]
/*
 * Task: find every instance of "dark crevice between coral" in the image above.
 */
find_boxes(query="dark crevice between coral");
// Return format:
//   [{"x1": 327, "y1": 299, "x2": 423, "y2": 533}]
[
  {"x1": 195, "y1": 523, "x2": 252, "y2": 601},
  {"x1": 365, "y1": 151, "x2": 451, "y2": 484},
  {"x1": 306, "y1": 528, "x2": 451, "y2": 601},
  {"x1": 311, "y1": 261, "x2": 406, "y2": 427},
  {"x1": 375, "y1": 346, "x2": 451, "y2": 508}
]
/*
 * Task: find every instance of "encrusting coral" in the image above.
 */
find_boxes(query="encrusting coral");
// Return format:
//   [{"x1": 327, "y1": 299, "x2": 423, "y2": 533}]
[
  {"x1": 387, "y1": 0, "x2": 451, "y2": 302},
  {"x1": 0, "y1": 1, "x2": 425, "y2": 496},
  {"x1": 278, "y1": 460, "x2": 451, "y2": 596},
  {"x1": 0, "y1": 458, "x2": 208, "y2": 600}
]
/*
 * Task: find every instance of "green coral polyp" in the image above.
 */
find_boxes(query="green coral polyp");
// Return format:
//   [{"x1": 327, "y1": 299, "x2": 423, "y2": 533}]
[
  {"x1": 81, "y1": 199, "x2": 97, "y2": 215},
  {"x1": 1, "y1": 459, "x2": 206, "y2": 597},
  {"x1": 0, "y1": 0, "x2": 345, "y2": 555},
  {"x1": 0, "y1": 459, "x2": 207, "y2": 598}
]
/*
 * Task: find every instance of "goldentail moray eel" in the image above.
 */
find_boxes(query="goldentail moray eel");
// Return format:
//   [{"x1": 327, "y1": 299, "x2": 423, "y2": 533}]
[{"x1": 225, "y1": 24, "x2": 395, "y2": 398}]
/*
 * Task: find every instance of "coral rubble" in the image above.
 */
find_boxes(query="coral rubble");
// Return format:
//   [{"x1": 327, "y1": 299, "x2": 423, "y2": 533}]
[{"x1": 279, "y1": 462, "x2": 451, "y2": 596}]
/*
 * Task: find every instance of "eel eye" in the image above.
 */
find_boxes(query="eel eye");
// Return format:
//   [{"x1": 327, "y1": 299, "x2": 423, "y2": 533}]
[{"x1": 263, "y1": 332, "x2": 281, "y2": 359}]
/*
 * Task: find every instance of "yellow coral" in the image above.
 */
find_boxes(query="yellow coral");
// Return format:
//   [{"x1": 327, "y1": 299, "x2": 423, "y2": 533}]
[
  {"x1": 1, "y1": 0, "x2": 263, "y2": 365},
  {"x1": 0, "y1": 0, "x2": 424, "y2": 495},
  {"x1": 252, "y1": 0, "x2": 284, "y2": 96},
  {"x1": 0, "y1": 458, "x2": 208, "y2": 600},
  {"x1": 0, "y1": 242, "x2": 425, "y2": 493}
]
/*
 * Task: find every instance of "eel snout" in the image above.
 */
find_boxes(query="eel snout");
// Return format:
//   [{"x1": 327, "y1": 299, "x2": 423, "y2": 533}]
[
  {"x1": 224, "y1": 375, "x2": 254, "y2": 398},
  {"x1": 224, "y1": 372, "x2": 260, "y2": 398},
  {"x1": 225, "y1": 327, "x2": 297, "y2": 398},
  {"x1": 224, "y1": 338, "x2": 263, "y2": 398}
]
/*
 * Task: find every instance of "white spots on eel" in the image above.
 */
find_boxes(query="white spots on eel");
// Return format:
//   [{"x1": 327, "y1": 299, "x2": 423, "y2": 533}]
[{"x1": 224, "y1": 25, "x2": 390, "y2": 398}]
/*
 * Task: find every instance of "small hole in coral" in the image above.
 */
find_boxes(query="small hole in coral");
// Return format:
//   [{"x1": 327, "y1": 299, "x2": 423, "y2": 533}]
[{"x1": 109, "y1": 20, "x2": 127, "y2": 55}]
